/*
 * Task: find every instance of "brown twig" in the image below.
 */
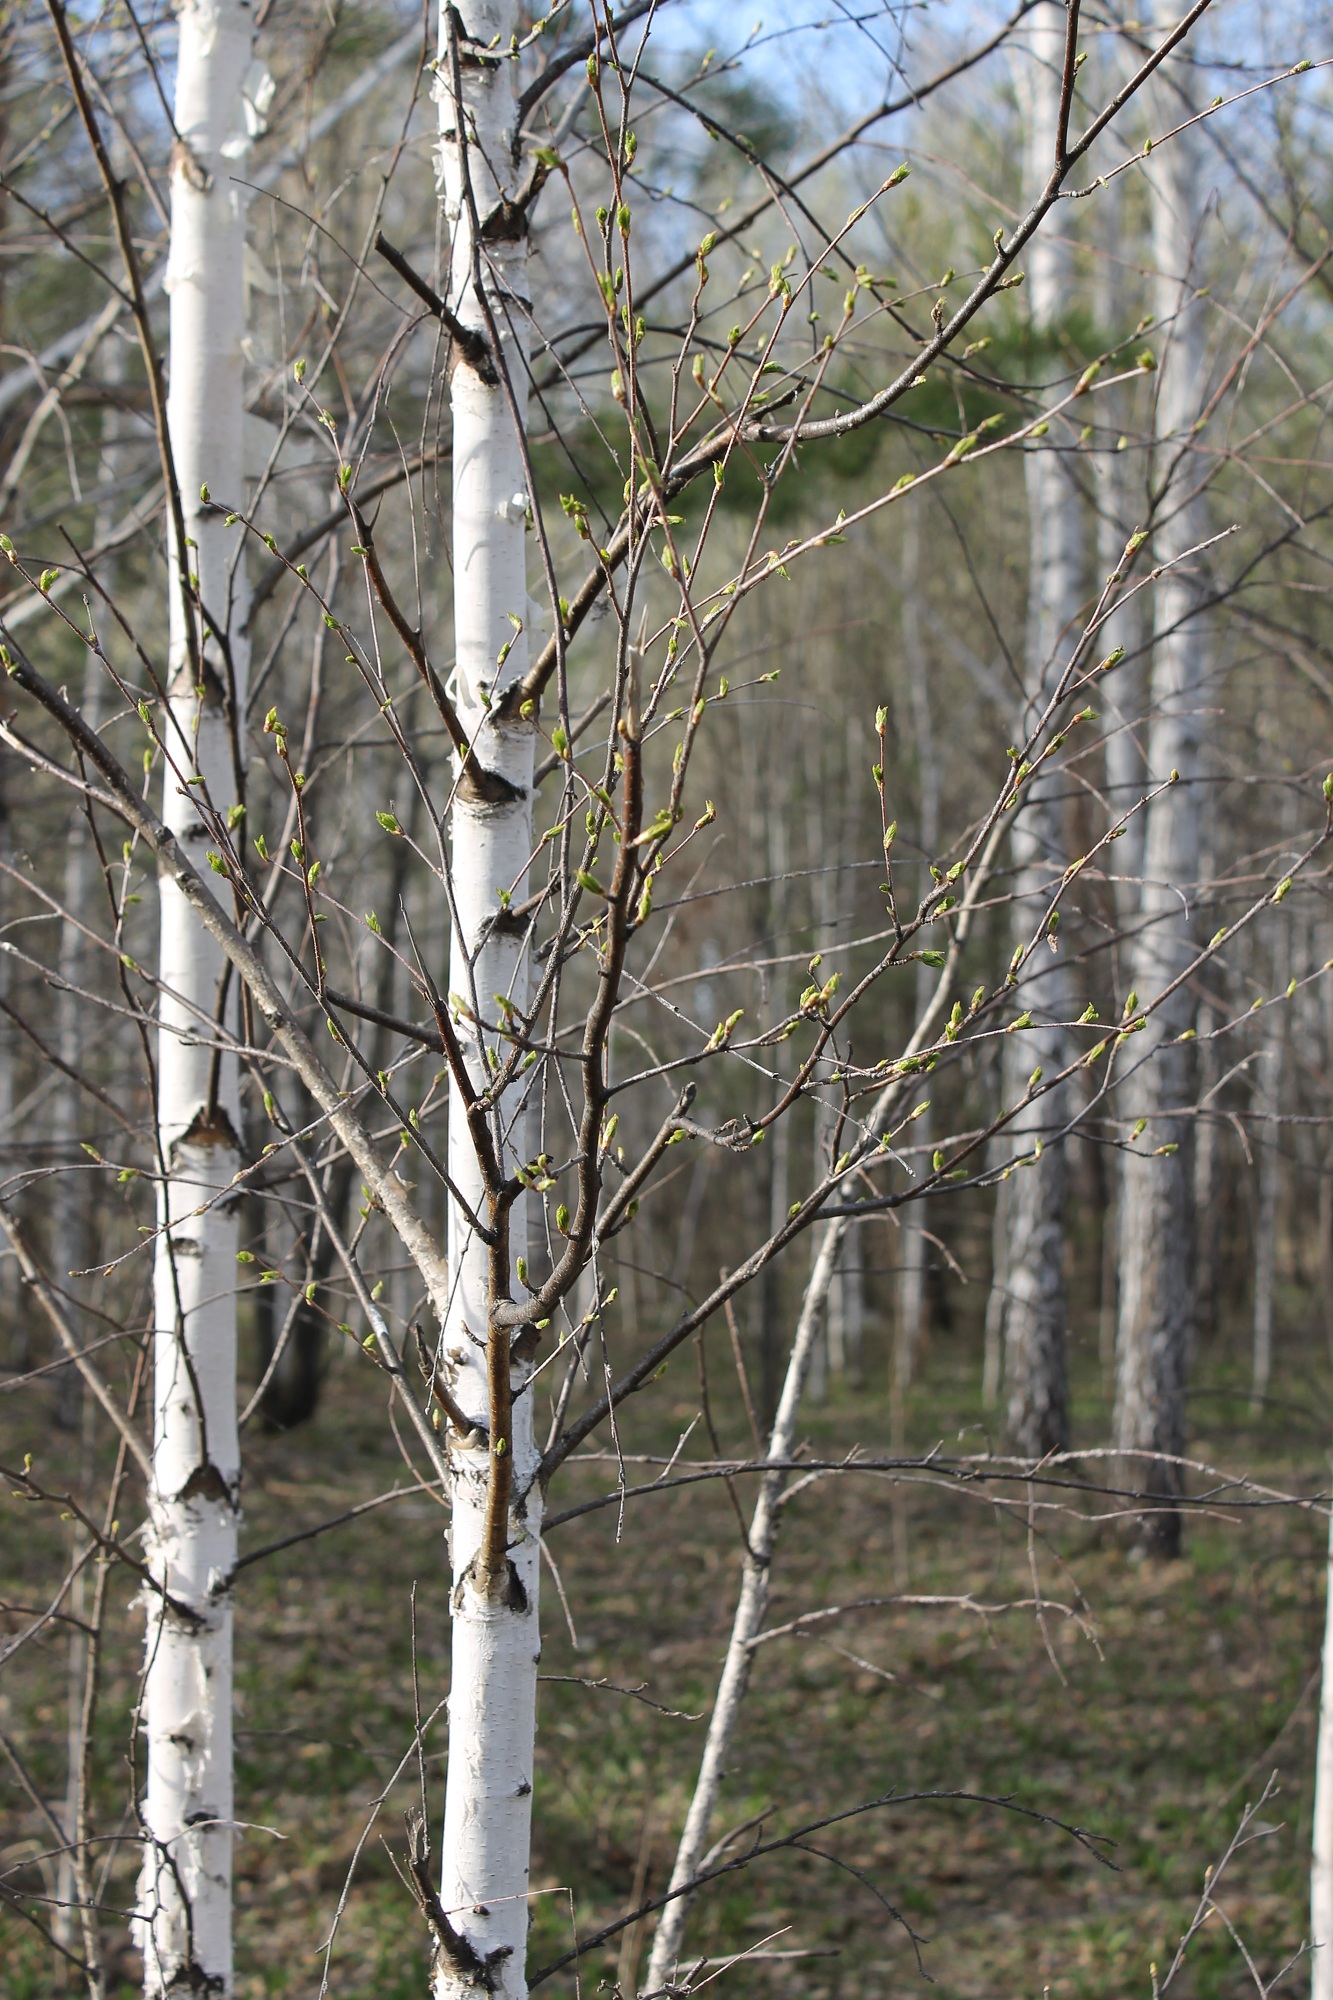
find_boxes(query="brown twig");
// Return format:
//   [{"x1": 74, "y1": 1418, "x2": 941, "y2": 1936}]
[{"x1": 374, "y1": 231, "x2": 496, "y2": 381}]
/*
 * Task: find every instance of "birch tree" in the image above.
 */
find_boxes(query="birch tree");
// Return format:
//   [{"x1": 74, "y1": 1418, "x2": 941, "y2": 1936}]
[
  {"x1": 1315, "y1": 1497, "x2": 1333, "y2": 2000},
  {"x1": 429, "y1": 0, "x2": 542, "y2": 1988},
  {"x1": 0, "y1": 6, "x2": 1326, "y2": 1997},
  {"x1": 896, "y1": 505, "x2": 936, "y2": 1411},
  {"x1": 136, "y1": 2, "x2": 256, "y2": 1986},
  {"x1": 985, "y1": 0, "x2": 1083, "y2": 1457},
  {"x1": 1113, "y1": 44, "x2": 1210, "y2": 1559}
]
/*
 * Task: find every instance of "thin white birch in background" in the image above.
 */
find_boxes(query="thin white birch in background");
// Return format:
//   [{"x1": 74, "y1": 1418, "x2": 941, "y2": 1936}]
[
  {"x1": 1113, "y1": 24, "x2": 1211, "y2": 1558},
  {"x1": 1313, "y1": 1493, "x2": 1333, "y2": 2000},
  {"x1": 986, "y1": 0, "x2": 1081, "y2": 1458}
]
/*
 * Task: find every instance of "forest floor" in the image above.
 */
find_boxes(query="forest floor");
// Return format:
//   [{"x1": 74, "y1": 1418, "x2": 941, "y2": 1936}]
[{"x1": 2, "y1": 1259, "x2": 1330, "y2": 2000}]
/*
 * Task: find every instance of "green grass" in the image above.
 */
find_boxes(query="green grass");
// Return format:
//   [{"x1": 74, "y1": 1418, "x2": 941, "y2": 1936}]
[{"x1": 2, "y1": 1279, "x2": 1329, "y2": 1999}]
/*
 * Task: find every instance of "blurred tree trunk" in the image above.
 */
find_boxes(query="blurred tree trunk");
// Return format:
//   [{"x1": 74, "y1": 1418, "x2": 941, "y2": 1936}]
[
  {"x1": 1250, "y1": 1036, "x2": 1281, "y2": 1411},
  {"x1": 1322, "y1": 963, "x2": 1333, "y2": 1364},
  {"x1": 1113, "y1": 42, "x2": 1209, "y2": 1560},
  {"x1": 0, "y1": 771, "x2": 17, "y2": 1370},
  {"x1": 1094, "y1": 108, "x2": 1147, "y2": 905},
  {"x1": 0, "y1": 28, "x2": 19, "y2": 1373},
  {"x1": 1092, "y1": 138, "x2": 1149, "y2": 1398},
  {"x1": 1193, "y1": 987, "x2": 1221, "y2": 1342},
  {"x1": 250, "y1": 581, "x2": 399, "y2": 1434},
  {"x1": 898, "y1": 508, "x2": 935, "y2": 1413},
  {"x1": 136, "y1": 4, "x2": 253, "y2": 1987},
  {"x1": 1251, "y1": 964, "x2": 1288, "y2": 1411},
  {"x1": 823, "y1": 720, "x2": 866, "y2": 1389},
  {"x1": 1313, "y1": 1494, "x2": 1333, "y2": 2000},
  {"x1": 759, "y1": 772, "x2": 791, "y2": 1425},
  {"x1": 809, "y1": 725, "x2": 866, "y2": 1398},
  {"x1": 990, "y1": 1, "x2": 1080, "y2": 1458},
  {"x1": 51, "y1": 359, "x2": 127, "y2": 1430},
  {"x1": 829, "y1": 1224, "x2": 865, "y2": 1386},
  {"x1": 808, "y1": 738, "x2": 837, "y2": 1404},
  {"x1": 53, "y1": 377, "x2": 130, "y2": 1953}
]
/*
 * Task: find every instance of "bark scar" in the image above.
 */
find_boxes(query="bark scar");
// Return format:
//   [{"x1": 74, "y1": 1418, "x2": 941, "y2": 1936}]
[
  {"x1": 456, "y1": 760, "x2": 526, "y2": 807},
  {"x1": 170, "y1": 136, "x2": 212, "y2": 192},
  {"x1": 178, "y1": 1103, "x2": 242, "y2": 1153},
  {"x1": 404, "y1": 1809, "x2": 514, "y2": 1990},
  {"x1": 176, "y1": 1460, "x2": 236, "y2": 1507}
]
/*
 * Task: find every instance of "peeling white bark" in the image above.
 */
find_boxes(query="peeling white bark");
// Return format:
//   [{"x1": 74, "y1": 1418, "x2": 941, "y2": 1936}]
[
  {"x1": 434, "y1": 3, "x2": 541, "y2": 1993},
  {"x1": 136, "y1": 4, "x2": 254, "y2": 1990}
]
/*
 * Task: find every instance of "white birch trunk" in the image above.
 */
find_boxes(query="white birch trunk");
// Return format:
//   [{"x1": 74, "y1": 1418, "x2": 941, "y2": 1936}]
[
  {"x1": 828, "y1": 1225, "x2": 864, "y2": 1385},
  {"x1": 1193, "y1": 979, "x2": 1223, "y2": 1330},
  {"x1": 54, "y1": 351, "x2": 128, "y2": 1436},
  {"x1": 50, "y1": 311, "x2": 132, "y2": 1431},
  {"x1": 898, "y1": 507, "x2": 934, "y2": 1404},
  {"x1": 1252, "y1": 817, "x2": 1294, "y2": 1408},
  {"x1": 1314, "y1": 1496, "x2": 1333, "y2": 2000},
  {"x1": 1098, "y1": 439, "x2": 1146, "y2": 904},
  {"x1": 51, "y1": 655, "x2": 103, "y2": 1432},
  {"x1": 820, "y1": 727, "x2": 866, "y2": 1391},
  {"x1": 809, "y1": 792, "x2": 841, "y2": 1404},
  {"x1": 643, "y1": 1222, "x2": 845, "y2": 1994},
  {"x1": 0, "y1": 783, "x2": 22, "y2": 1368},
  {"x1": 1251, "y1": 1028, "x2": 1283, "y2": 1411},
  {"x1": 1092, "y1": 71, "x2": 1147, "y2": 912},
  {"x1": 992, "y1": 2, "x2": 1080, "y2": 1456},
  {"x1": 135, "y1": 4, "x2": 254, "y2": 1989},
  {"x1": 759, "y1": 795, "x2": 792, "y2": 1422},
  {"x1": 1321, "y1": 963, "x2": 1333, "y2": 1366},
  {"x1": 435, "y1": 2, "x2": 541, "y2": 1992},
  {"x1": 1113, "y1": 43, "x2": 1209, "y2": 1557}
]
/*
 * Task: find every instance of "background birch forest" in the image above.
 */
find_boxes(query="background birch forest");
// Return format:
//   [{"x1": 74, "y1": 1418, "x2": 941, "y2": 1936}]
[{"x1": 4, "y1": 0, "x2": 1333, "y2": 1996}]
